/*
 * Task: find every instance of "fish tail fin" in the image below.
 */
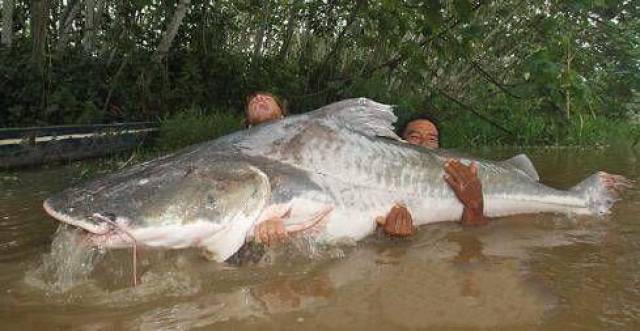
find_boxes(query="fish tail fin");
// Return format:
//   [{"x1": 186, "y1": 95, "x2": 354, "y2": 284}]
[{"x1": 571, "y1": 172, "x2": 632, "y2": 215}]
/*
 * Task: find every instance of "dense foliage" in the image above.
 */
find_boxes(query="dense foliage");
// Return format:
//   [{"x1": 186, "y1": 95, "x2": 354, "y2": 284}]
[{"x1": 1, "y1": 0, "x2": 639, "y2": 146}]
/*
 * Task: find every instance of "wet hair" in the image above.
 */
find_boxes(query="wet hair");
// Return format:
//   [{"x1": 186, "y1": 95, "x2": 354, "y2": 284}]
[
  {"x1": 396, "y1": 112, "x2": 441, "y2": 137},
  {"x1": 244, "y1": 91, "x2": 288, "y2": 116}
]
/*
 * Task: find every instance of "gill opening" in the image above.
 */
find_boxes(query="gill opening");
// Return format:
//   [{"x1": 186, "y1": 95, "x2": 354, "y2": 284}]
[{"x1": 91, "y1": 213, "x2": 139, "y2": 287}]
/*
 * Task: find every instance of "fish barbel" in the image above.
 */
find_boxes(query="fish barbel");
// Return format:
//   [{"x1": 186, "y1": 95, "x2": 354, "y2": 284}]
[{"x1": 43, "y1": 98, "x2": 630, "y2": 261}]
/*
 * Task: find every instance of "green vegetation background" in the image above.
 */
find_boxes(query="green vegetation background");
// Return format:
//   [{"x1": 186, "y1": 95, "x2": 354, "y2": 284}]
[{"x1": 1, "y1": 0, "x2": 639, "y2": 150}]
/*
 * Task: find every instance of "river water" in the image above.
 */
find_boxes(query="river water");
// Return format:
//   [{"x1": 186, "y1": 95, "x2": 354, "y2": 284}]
[{"x1": 1, "y1": 146, "x2": 639, "y2": 330}]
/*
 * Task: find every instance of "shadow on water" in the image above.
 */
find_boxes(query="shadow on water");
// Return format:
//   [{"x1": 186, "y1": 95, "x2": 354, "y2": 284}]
[{"x1": 1, "y1": 144, "x2": 640, "y2": 330}]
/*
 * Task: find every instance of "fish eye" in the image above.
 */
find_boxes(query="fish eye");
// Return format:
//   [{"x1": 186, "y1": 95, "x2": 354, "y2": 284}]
[{"x1": 206, "y1": 194, "x2": 218, "y2": 210}]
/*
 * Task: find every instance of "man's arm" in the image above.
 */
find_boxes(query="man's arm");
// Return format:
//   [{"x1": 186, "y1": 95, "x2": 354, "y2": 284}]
[
  {"x1": 443, "y1": 159, "x2": 487, "y2": 226},
  {"x1": 374, "y1": 158, "x2": 486, "y2": 236},
  {"x1": 256, "y1": 158, "x2": 484, "y2": 242},
  {"x1": 254, "y1": 217, "x2": 288, "y2": 246},
  {"x1": 256, "y1": 203, "x2": 416, "y2": 242}
]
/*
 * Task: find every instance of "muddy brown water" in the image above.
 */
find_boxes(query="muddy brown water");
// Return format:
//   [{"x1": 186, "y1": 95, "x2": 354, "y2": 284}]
[{"x1": 1, "y1": 146, "x2": 640, "y2": 330}]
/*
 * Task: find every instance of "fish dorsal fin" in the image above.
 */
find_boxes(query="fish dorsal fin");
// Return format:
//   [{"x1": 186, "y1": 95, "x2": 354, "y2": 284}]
[
  {"x1": 313, "y1": 98, "x2": 400, "y2": 140},
  {"x1": 503, "y1": 154, "x2": 539, "y2": 181}
]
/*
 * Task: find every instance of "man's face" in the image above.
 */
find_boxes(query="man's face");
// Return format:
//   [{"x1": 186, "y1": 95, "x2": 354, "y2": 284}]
[
  {"x1": 246, "y1": 94, "x2": 283, "y2": 126},
  {"x1": 403, "y1": 119, "x2": 439, "y2": 149}
]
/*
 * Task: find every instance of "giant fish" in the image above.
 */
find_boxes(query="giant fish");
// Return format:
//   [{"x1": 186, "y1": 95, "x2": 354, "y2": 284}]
[{"x1": 43, "y1": 98, "x2": 629, "y2": 262}]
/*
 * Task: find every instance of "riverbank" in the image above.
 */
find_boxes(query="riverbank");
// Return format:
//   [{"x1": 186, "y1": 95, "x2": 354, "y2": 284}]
[
  {"x1": 150, "y1": 104, "x2": 640, "y2": 152},
  {"x1": 1, "y1": 105, "x2": 636, "y2": 177}
]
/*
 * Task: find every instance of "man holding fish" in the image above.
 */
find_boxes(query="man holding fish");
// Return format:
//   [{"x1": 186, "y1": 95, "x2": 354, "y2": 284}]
[{"x1": 244, "y1": 92, "x2": 486, "y2": 246}]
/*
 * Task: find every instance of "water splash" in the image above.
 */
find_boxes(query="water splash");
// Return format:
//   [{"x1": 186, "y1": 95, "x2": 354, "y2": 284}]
[{"x1": 27, "y1": 225, "x2": 105, "y2": 294}]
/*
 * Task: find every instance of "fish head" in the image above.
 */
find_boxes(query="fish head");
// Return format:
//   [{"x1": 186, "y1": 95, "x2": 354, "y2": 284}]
[
  {"x1": 43, "y1": 160, "x2": 271, "y2": 260},
  {"x1": 138, "y1": 161, "x2": 271, "y2": 227}
]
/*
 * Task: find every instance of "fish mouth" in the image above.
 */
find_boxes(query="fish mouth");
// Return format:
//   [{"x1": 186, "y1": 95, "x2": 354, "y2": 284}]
[
  {"x1": 44, "y1": 199, "x2": 142, "y2": 286},
  {"x1": 44, "y1": 199, "x2": 138, "y2": 249},
  {"x1": 43, "y1": 199, "x2": 112, "y2": 235}
]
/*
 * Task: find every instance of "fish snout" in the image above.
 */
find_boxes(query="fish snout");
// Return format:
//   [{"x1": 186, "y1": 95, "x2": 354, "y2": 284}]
[{"x1": 44, "y1": 198, "x2": 105, "y2": 234}]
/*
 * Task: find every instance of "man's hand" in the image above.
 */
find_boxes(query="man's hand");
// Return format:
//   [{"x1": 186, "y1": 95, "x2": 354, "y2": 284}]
[
  {"x1": 443, "y1": 159, "x2": 487, "y2": 226},
  {"x1": 254, "y1": 217, "x2": 287, "y2": 246},
  {"x1": 376, "y1": 203, "x2": 416, "y2": 237}
]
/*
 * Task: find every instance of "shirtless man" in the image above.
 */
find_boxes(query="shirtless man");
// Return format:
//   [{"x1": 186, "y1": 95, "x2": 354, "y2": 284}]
[
  {"x1": 244, "y1": 91, "x2": 286, "y2": 127},
  {"x1": 377, "y1": 114, "x2": 486, "y2": 239},
  {"x1": 244, "y1": 96, "x2": 485, "y2": 245}
]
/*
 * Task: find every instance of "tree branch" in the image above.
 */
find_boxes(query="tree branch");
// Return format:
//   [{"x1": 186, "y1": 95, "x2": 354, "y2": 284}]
[
  {"x1": 154, "y1": 0, "x2": 191, "y2": 63},
  {"x1": 368, "y1": 0, "x2": 487, "y2": 75},
  {"x1": 432, "y1": 86, "x2": 516, "y2": 138},
  {"x1": 470, "y1": 59, "x2": 523, "y2": 98},
  {"x1": 2, "y1": 0, "x2": 15, "y2": 47},
  {"x1": 56, "y1": 0, "x2": 82, "y2": 51}
]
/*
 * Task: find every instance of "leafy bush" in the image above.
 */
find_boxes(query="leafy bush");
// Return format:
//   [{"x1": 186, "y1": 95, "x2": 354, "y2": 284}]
[
  {"x1": 440, "y1": 109, "x2": 639, "y2": 148},
  {"x1": 153, "y1": 107, "x2": 243, "y2": 152}
]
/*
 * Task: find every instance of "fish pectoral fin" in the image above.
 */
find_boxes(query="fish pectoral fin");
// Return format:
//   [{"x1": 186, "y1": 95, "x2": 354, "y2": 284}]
[
  {"x1": 284, "y1": 205, "x2": 333, "y2": 234},
  {"x1": 250, "y1": 200, "x2": 333, "y2": 241},
  {"x1": 254, "y1": 203, "x2": 292, "y2": 225},
  {"x1": 200, "y1": 218, "x2": 254, "y2": 262}
]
